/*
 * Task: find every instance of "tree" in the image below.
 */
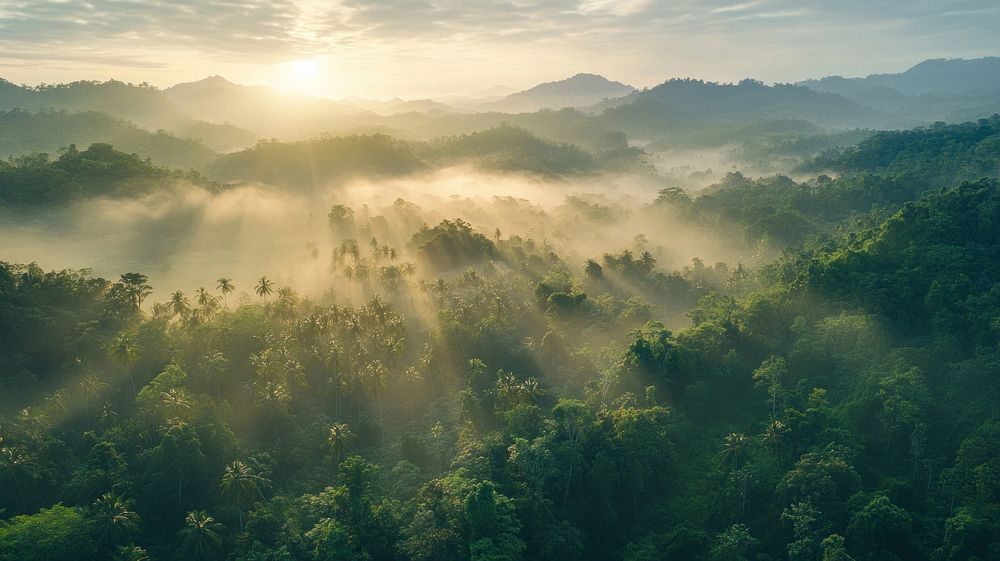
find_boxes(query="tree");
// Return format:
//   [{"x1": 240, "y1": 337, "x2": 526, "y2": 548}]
[
  {"x1": 255, "y1": 276, "x2": 274, "y2": 307},
  {"x1": 92, "y1": 492, "x2": 140, "y2": 551},
  {"x1": 762, "y1": 420, "x2": 788, "y2": 461},
  {"x1": 710, "y1": 524, "x2": 758, "y2": 561},
  {"x1": 170, "y1": 290, "x2": 191, "y2": 319},
  {"x1": 465, "y1": 482, "x2": 525, "y2": 561},
  {"x1": 324, "y1": 423, "x2": 357, "y2": 469},
  {"x1": 0, "y1": 504, "x2": 97, "y2": 561},
  {"x1": 0, "y1": 445, "x2": 41, "y2": 512},
  {"x1": 846, "y1": 495, "x2": 914, "y2": 561},
  {"x1": 216, "y1": 277, "x2": 234, "y2": 308},
  {"x1": 119, "y1": 273, "x2": 152, "y2": 311},
  {"x1": 821, "y1": 535, "x2": 854, "y2": 561},
  {"x1": 112, "y1": 545, "x2": 150, "y2": 561},
  {"x1": 721, "y1": 432, "x2": 752, "y2": 470},
  {"x1": 196, "y1": 287, "x2": 217, "y2": 314},
  {"x1": 221, "y1": 460, "x2": 269, "y2": 532},
  {"x1": 110, "y1": 334, "x2": 139, "y2": 395},
  {"x1": 79, "y1": 375, "x2": 109, "y2": 420},
  {"x1": 179, "y1": 511, "x2": 223, "y2": 561},
  {"x1": 753, "y1": 355, "x2": 788, "y2": 420},
  {"x1": 160, "y1": 388, "x2": 192, "y2": 421},
  {"x1": 552, "y1": 399, "x2": 589, "y2": 504},
  {"x1": 584, "y1": 259, "x2": 603, "y2": 279}
]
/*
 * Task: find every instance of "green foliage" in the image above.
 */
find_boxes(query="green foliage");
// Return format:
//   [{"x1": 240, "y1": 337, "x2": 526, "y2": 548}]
[
  {"x1": 804, "y1": 115, "x2": 1000, "y2": 190},
  {"x1": 0, "y1": 505, "x2": 97, "y2": 561},
  {"x1": 4, "y1": 117, "x2": 1000, "y2": 561},
  {"x1": 0, "y1": 142, "x2": 207, "y2": 206},
  {"x1": 411, "y1": 219, "x2": 496, "y2": 270},
  {"x1": 206, "y1": 134, "x2": 424, "y2": 188}
]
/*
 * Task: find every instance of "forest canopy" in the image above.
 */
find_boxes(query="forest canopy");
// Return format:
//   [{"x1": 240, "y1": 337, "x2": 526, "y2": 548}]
[{"x1": 3, "y1": 73, "x2": 1000, "y2": 561}]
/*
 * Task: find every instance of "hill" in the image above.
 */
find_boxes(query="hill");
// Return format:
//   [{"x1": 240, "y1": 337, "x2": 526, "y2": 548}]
[
  {"x1": 802, "y1": 56, "x2": 1000, "y2": 97},
  {"x1": 601, "y1": 79, "x2": 890, "y2": 140},
  {"x1": 420, "y1": 124, "x2": 652, "y2": 176},
  {"x1": 0, "y1": 109, "x2": 217, "y2": 169},
  {"x1": 204, "y1": 134, "x2": 426, "y2": 187},
  {"x1": 802, "y1": 114, "x2": 1000, "y2": 187},
  {"x1": 799, "y1": 57, "x2": 1000, "y2": 124},
  {"x1": 0, "y1": 143, "x2": 207, "y2": 207},
  {"x1": 487, "y1": 73, "x2": 635, "y2": 113},
  {"x1": 0, "y1": 78, "x2": 257, "y2": 151},
  {"x1": 206, "y1": 126, "x2": 655, "y2": 187},
  {"x1": 164, "y1": 76, "x2": 376, "y2": 139}
]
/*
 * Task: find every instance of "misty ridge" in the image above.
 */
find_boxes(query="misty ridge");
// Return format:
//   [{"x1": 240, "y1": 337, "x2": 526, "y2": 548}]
[{"x1": 4, "y1": 47, "x2": 1000, "y2": 561}]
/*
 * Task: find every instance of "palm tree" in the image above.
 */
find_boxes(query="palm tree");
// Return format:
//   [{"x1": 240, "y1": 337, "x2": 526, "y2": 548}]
[
  {"x1": 179, "y1": 511, "x2": 223, "y2": 560},
  {"x1": 324, "y1": 423, "x2": 356, "y2": 468},
  {"x1": 255, "y1": 276, "x2": 274, "y2": 308},
  {"x1": 111, "y1": 334, "x2": 139, "y2": 395},
  {"x1": 520, "y1": 378, "x2": 545, "y2": 406},
  {"x1": 400, "y1": 262, "x2": 416, "y2": 279},
  {"x1": 161, "y1": 388, "x2": 192, "y2": 420},
  {"x1": 274, "y1": 287, "x2": 298, "y2": 321},
  {"x1": 721, "y1": 432, "x2": 752, "y2": 470},
  {"x1": 0, "y1": 445, "x2": 41, "y2": 511},
  {"x1": 201, "y1": 351, "x2": 228, "y2": 402},
  {"x1": 496, "y1": 372, "x2": 521, "y2": 410},
  {"x1": 196, "y1": 287, "x2": 216, "y2": 311},
  {"x1": 433, "y1": 278, "x2": 448, "y2": 304},
  {"x1": 44, "y1": 389, "x2": 70, "y2": 417},
  {"x1": 93, "y1": 492, "x2": 141, "y2": 550},
  {"x1": 216, "y1": 277, "x2": 234, "y2": 308},
  {"x1": 112, "y1": 545, "x2": 149, "y2": 561},
  {"x1": 79, "y1": 375, "x2": 108, "y2": 421},
  {"x1": 761, "y1": 420, "x2": 787, "y2": 460},
  {"x1": 220, "y1": 460, "x2": 268, "y2": 532},
  {"x1": 363, "y1": 360, "x2": 390, "y2": 441},
  {"x1": 170, "y1": 290, "x2": 191, "y2": 319}
]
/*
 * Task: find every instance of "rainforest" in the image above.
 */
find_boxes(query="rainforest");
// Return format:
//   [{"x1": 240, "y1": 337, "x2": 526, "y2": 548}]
[{"x1": 3, "y1": 4, "x2": 1000, "y2": 561}]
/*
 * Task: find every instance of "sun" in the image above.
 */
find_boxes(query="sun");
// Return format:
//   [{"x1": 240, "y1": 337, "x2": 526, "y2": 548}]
[{"x1": 287, "y1": 59, "x2": 320, "y2": 91}]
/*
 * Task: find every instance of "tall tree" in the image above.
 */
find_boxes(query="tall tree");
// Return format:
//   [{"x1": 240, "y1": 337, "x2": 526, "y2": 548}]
[
  {"x1": 324, "y1": 423, "x2": 356, "y2": 469},
  {"x1": 216, "y1": 277, "x2": 234, "y2": 309},
  {"x1": 255, "y1": 276, "x2": 274, "y2": 308},
  {"x1": 92, "y1": 492, "x2": 140, "y2": 552},
  {"x1": 220, "y1": 460, "x2": 268, "y2": 532},
  {"x1": 110, "y1": 334, "x2": 139, "y2": 395},
  {"x1": 170, "y1": 290, "x2": 191, "y2": 319},
  {"x1": 179, "y1": 511, "x2": 223, "y2": 560},
  {"x1": 0, "y1": 445, "x2": 41, "y2": 512}
]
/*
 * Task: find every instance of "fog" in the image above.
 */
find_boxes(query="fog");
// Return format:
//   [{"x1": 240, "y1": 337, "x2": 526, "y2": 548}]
[{"x1": 0, "y1": 168, "x2": 756, "y2": 309}]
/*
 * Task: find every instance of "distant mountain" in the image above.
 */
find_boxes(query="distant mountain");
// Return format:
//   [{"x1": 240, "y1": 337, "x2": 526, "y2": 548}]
[
  {"x1": 340, "y1": 96, "x2": 458, "y2": 116},
  {"x1": 488, "y1": 73, "x2": 635, "y2": 113},
  {"x1": 802, "y1": 57, "x2": 1000, "y2": 97},
  {"x1": 598, "y1": 79, "x2": 891, "y2": 140},
  {"x1": 0, "y1": 78, "x2": 256, "y2": 151},
  {"x1": 0, "y1": 78, "x2": 180, "y2": 127},
  {"x1": 799, "y1": 58, "x2": 1000, "y2": 124},
  {"x1": 165, "y1": 76, "x2": 376, "y2": 138}
]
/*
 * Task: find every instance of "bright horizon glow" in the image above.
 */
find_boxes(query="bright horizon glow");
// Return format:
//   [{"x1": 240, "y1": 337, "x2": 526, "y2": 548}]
[
  {"x1": 285, "y1": 59, "x2": 321, "y2": 95},
  {"x1": 0, "y1": 1, "x2": 997, "y2": 99}
]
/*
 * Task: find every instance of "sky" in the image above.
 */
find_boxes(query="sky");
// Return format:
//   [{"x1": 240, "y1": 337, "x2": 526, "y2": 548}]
[{"x1": 0, "y1": 0, "x2": 998, "y2": 99}]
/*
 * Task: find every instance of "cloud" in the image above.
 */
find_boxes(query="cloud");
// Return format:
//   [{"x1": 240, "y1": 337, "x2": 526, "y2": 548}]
[
  {"x1": 0, "y1": 0, "x2": 997, "y2": 97},
  {"x1": 0, "y1": 0, "x2": 304, "y2": 61}
]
